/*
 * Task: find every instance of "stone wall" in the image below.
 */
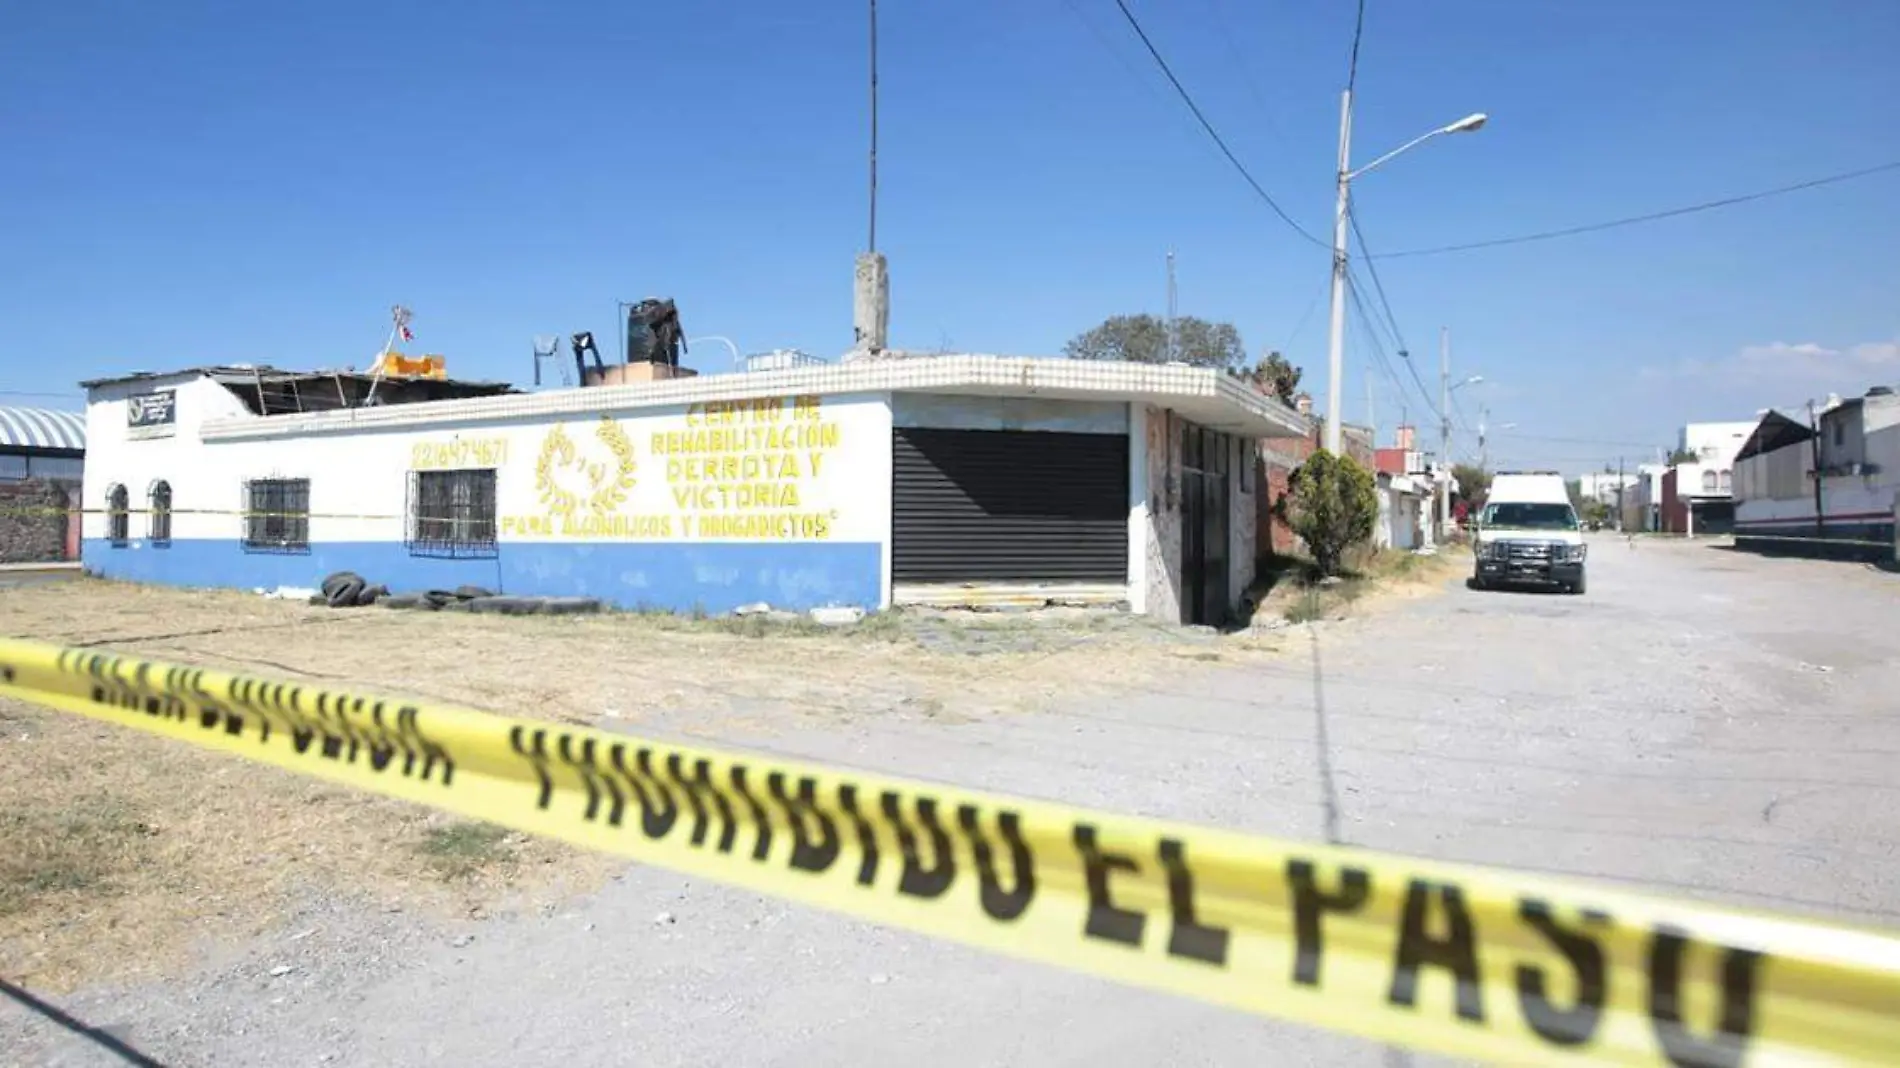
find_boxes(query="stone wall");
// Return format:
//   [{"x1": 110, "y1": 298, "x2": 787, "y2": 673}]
[
  {"x1": 1142, "y1": 405, "x2": 1181, "y2": 621},
  {"x1": 0, "y1": 479, "x2": 74, "y2": 564}
]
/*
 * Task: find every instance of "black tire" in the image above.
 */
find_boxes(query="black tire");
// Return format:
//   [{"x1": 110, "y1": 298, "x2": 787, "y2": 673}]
[
  {"x1": 467, "y1": 595, "x2": 545, "y2": 615},
  {"x1": 1569, "y1": 574, "x2": 1587, "y2": 595},
  {"x1": 536, "y1": 596, "x2": 603, "y2": 615}
]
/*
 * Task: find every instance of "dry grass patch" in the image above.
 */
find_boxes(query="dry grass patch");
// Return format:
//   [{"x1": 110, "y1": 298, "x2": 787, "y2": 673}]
[
  {"x1": 0, "y1": 577, "x2": 1288, "y2": 989},
  {"x1": 1253, "y1": 546, "x2": 1464, "y2": 625}
]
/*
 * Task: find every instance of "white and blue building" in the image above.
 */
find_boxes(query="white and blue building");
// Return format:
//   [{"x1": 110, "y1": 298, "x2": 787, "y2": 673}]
[{"x1": 81, "y1": 356, "x2": 1305, "y2": 623}]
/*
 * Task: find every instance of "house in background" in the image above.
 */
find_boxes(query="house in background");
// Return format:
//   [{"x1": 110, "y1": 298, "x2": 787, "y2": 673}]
[
  {"x1": 1620, "y1": 463, "x2": 1669, "y2": 531},
  {"x1": 1372, "y1": 425, "x2": 1431, "y2": 550},
  {"x1": 1661, "y1": 421, "x2": 1754, "y2": 535},
  {"x1": 1734, "y1": 387, "x2": 1899, "y2": 554},
  {"x1": 0, "y1": 405, "x2": 86, "y2": 563}
]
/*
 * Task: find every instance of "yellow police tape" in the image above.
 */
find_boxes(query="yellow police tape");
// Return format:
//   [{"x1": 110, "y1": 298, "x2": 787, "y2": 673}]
[{"x1": 1, "y1": 637, "x2": 1895, "y2": 1066}]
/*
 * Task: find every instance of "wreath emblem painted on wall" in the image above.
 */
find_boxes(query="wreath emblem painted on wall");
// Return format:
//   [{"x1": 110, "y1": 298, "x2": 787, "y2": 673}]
[{"x1": 535, "y1": 417, "x2": 638, "y2": 518}]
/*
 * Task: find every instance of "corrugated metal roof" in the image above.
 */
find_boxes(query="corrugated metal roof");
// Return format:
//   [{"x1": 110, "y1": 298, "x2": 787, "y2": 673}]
[{"x1": 0, "y1": 407, "x2": 86, "y2": 451}]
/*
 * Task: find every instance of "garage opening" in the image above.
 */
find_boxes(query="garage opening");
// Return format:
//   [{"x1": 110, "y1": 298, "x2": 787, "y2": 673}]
[{"x1": 892, "y1": 427, "x2": 1128, "y2": 584}]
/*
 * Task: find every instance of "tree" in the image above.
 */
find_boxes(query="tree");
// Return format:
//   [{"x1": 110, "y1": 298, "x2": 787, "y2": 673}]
[
  {"x1": 1063, "y1": 314, "x2": 1246, "y2": 370},
  {"x1": 1287, "y1": 450, "x2": 1378, "y2": 577},
  {"x1": 1247, "y1": 350, "x2": 1303, "y2": 406},
  {"x1": 1451, "y1": 463, "x2": 1492, "y2": 511},
  {"x1": 1667, "y1": 447, "x2": 1699, "y2": 464}
]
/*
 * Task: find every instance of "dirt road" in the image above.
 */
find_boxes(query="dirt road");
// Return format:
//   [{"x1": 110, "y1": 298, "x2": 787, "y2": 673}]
[{"x1": 5, "y1": 539, "x2": 1899, "y2": 1065}]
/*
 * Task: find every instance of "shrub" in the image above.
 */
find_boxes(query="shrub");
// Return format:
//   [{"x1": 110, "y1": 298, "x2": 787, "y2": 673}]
[{"x1": 1287, "y1": 449, "x2": 1378, "y2": 577}]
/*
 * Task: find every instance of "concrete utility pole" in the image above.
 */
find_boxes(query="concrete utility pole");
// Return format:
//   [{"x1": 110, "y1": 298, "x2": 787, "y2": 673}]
[
  {"x1": 1439, "y1": 326, "x2": 1452, "y2": 537},
  {"x1": 1366, "y1": 372, "x2": 1377, "y2": 450},
  {"x1": 853, "y1": 0, "x2": 889, "y2": 354},
  {"x1": 1324, "y1": 91, "x2": 1354, "y2": 454},
  {"x1": 1323, "y1": 104, "x2": 1488, "y2": 455},
  {"x1": 1808, "y1": 400, "x2": 1825, "y2": 541},
  {"x1": 1617, "y1": 456, "x2": 1625, "y2": 532}
]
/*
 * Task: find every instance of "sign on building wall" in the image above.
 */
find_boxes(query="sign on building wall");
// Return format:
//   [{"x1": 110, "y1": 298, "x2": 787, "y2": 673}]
[
  {"x1": 405, "y1": 393, "x2": 877, "y2": 544},
  {"x1": 126, "y1": 389, "x2": 177, "y2": 434}
]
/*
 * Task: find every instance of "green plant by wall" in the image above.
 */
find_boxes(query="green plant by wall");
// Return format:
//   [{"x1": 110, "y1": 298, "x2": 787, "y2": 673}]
[{"x1": 1287, "y1": 449, "x2": 1378, "y2": 577}]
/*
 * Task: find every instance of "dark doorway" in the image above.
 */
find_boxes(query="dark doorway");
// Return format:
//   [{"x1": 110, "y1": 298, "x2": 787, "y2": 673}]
[{"x1": 1179, "y1": 421, "x2": 1232, "y2": 626}]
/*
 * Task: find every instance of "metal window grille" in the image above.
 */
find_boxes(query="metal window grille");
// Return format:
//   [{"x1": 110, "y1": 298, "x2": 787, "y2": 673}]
[
  {"x1": 149, "y1": 481, "x2": 172, "y2": 546},
  {"x1": 406, "y1": 469, "x2": 498, "y2": 558},
  {"x1": 242, "y1": 478, "x2": 310, "y2": 553},
  {"x1": 107, "y1": 484, "x2": 129, "y2": 546}
]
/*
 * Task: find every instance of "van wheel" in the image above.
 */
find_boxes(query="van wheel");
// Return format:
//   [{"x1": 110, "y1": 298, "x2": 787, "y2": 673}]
[{"x1": 1569, "y1": 575, "x2": 1587, "y2": 595}]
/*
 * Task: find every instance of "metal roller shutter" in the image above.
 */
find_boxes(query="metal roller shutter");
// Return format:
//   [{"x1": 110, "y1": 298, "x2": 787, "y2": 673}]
[{"x1": 892, "y1": 427, "x2": 1129, "y2": 583}]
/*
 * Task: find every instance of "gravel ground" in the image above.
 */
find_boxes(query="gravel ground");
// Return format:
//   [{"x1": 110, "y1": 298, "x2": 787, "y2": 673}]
[{"x1": 5, "y1": 536, "x2": 1899, "y2": 1066}]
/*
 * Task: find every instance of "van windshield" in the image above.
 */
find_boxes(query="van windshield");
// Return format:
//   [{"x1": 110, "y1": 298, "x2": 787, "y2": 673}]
[{"x1": 1482, "y1": 502, "x2": 1578, "y2": 531}]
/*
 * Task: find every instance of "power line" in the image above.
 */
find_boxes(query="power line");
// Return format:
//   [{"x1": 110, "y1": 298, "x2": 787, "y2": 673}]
[
  {"x1": 1345, "y1": 0, "x2": 1366, "y2": 94},
  {"x1": 1376, "y1": 159, "x2": 1900, "y2": 259},
  {"x1": 1491, "y1": 430, "x2": 1664, "y2": 448},
  {"x1": 1345, "y1": 204, "x2": 1409, "y2": 354},
  {"x1": 1345, "y1": 268, "x2": 1438, "y2": 424},
  {"x1": 1109, "y1": 0, "x2": 1327, "y2": 248}
]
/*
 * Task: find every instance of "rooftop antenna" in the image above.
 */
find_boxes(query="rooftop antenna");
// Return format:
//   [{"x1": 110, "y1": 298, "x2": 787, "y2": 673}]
[
  {"x1": 1165, "y1": 250, "x2": 1178, "y2": 362},
  {"x1": 362, "y1": 304, "x2": 413, "y2": 406},
  {"x1": 531, "y1": 335, "x2": 567, "y2": 388}
]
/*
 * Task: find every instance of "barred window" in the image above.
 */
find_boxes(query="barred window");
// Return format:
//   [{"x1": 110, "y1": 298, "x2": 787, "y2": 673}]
[
  {"x1": 243, "y1": 478, "x2": 310, "y2": 552},
  {"x1": 107, "y1": 484, "x2": 130, "y2": 546},
  {"x1": 148, "y1": 480, "x2": 172, "y2": 545},
  {"x1": 408, "y1": 469, "x2": 497, "y2": 557}
]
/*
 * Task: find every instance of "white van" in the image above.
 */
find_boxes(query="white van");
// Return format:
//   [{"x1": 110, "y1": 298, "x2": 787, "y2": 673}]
[{"x1": 1471, "y1": 472, "x2": 1587, "y2": 594}]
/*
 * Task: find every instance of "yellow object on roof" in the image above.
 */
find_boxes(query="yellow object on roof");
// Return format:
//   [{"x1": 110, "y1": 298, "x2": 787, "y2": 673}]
[{"x1": 371, "y1": 352, "x2": 447, "y2": 380}]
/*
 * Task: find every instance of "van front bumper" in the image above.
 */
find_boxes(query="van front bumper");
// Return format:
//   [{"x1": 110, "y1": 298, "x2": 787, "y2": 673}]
[{"x1": 1476, "y1": 557, "x2": 1584, "y2": 586}]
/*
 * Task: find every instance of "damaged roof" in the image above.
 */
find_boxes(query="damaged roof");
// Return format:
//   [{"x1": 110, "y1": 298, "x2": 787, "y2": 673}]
[{"x1": 1734, "y1": 410, "x2": 1815, "y2": 462}]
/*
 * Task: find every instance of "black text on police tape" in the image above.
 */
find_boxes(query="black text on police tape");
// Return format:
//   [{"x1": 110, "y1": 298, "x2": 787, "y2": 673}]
[
  {"x1": 1287, "y1": 859, "x2": 1763, "y2": 1067},
  {"x1": 60, "y1": 651, "x2": 454, "y2": 785}
]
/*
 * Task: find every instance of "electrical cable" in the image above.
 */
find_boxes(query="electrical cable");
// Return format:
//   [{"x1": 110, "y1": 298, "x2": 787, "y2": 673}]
[
  {"x1": 1345, "y1": 269, "x2": 1437, "y2": 424},
  {"x1": 1345, "y1": 204, "x2": 1410, "y2": 354},
  {"x1": 1375, "y1": 159, "x2": 1900, "y2": 259},
  {"x1": 1109, "y1": 0, "x2": 1328, "y2": 248}
]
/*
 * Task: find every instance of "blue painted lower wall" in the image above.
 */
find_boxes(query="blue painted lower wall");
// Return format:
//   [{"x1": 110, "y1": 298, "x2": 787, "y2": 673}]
[{"x1": 82, "y1": 539, "x2": 884, "y2": 613}]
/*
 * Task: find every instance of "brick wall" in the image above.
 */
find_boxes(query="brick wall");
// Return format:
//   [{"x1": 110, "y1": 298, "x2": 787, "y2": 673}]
[
  {"x1": 0, "y1": 480, "x2": 75, "y2": 564},
  {"x1": 1256, "y1": 421, "x2": 1374, "y2": 560}
]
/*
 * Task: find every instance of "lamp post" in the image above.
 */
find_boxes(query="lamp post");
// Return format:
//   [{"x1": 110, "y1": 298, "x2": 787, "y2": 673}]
[
  {"x1": 1438, "y1": 337, "x2": 1483, "y2": 539},
  {"x1": 1478, "y1": 408, "x2": 1515, "y2": 472},
  {"x1": 1323, "y1": 107, "x2": 1487, "y2": 454},
  {"x1": 689, "y1": 335, "x2": 743, "y2": 372}
]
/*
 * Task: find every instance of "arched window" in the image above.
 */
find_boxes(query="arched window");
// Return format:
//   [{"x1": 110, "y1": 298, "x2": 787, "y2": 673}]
[
  {"x1": 106, "y1": 484, "x2": 130, "y2": 546},
  {"x1": 148, "y1": 480, "x2": 172, "y2": 545},
  {"x1": 1701, "y1": 469, "x2": 1717, "y2": 493},
  {"x1": 1717, "y1": 469, "x2": 1731, "y2": 493}
]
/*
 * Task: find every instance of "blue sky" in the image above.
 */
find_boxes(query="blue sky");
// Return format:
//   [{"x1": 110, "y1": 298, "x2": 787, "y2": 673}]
[{"x1": 3, "y1": 0, "x2": 1896, "y2": 472}]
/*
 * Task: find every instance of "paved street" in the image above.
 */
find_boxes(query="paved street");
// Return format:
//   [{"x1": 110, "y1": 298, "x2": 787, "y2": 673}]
[{"x1": 7, "y1": 536, "x2": 1899, "y2": 1066}]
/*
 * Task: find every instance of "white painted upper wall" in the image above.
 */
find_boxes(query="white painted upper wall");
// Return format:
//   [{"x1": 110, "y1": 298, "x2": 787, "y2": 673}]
[
  {"x1": 890, "y1": 394, "x2": 1127, "y2": 435},
  {"x1": 1680, "y1": 422, "x2": 1754, "y2": 464},
  {"x1": 83, "y1": 374, "x2": 253, "y2": 526},
  {"x1": 84, "y1": 377, "x2": 894, "y2": 552}
]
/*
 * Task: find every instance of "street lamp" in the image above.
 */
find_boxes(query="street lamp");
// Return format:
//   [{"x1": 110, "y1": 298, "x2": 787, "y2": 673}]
[
  {"x1": 1323, "y1": 106, "x2": 1488, "y2": 454},
  {"x1": 1479, "y1": 406, "x2": 1515, "y2": 471},
  {"x1": 1437, "y1": 365, "x2": 1485, "y2": 537},
  {"x1": 688, "y1": 335, "x2": 744, "y2": 372}
]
